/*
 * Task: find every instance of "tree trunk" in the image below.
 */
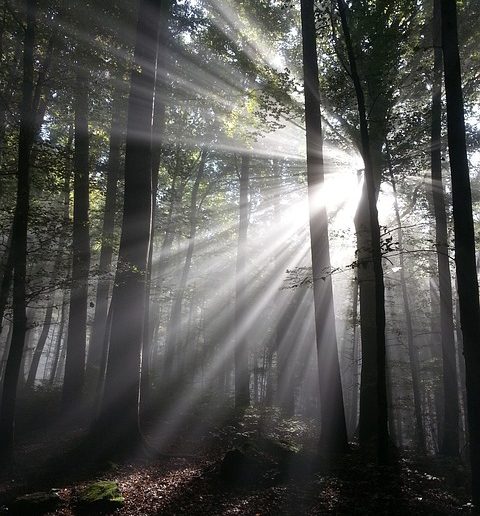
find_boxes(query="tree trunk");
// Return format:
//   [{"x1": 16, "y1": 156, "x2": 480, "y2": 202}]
[
  {"x1": 164, "y1": 150, "x2": 207, "y2": 387},
  {"x1": 97, "y1": 0, "x2": 161, "y2": 449},
  {"x1": 0, "y1": 0, "x2": 36, "y2": 460},
  {"x1": 25, "y1": 300, "x2": 54, "y2": 389},
  {"x1": 432, "y1": 0, "x2": 459, "y2": 457},
  {"x1": 62, "y1": 56, "x2": 90, "y2": 413},
  {"x1": 234, "y1": 154, "x2": 251, "y2": 408},
  {"x1": 387, "y1": 146, "x2": 425, "y2": 452},
  {"x1": 337, "y1": 0, "x2": 389, "y2": 462},
  {"x1": 87, "y1": 85, "x2": 123, "y2": 378},
  {"x1": 300, "y1": 0, "x2": 347, "y2": 452},
  {"x1": 441, "y1": 0, "x2": 480, "y2": 504},
  {"x1": 142, "y1": 0, "x2": 171, "y2": 395},
  {"x1": 0, "y1": 228, "x2": 13, "y2": 335},
  {"x1": 49, "y1": 289, "x2": 67, "y2": 387},
  {"x1": 348, "y1": 278, "x2": 360, "y2": 437}
]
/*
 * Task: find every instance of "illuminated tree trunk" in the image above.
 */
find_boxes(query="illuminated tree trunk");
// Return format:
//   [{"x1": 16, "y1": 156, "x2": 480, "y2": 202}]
[
  {"x1": 348, "y1": 278, "x2": 360, "y2": 436},
  {"x1": 164, "y1": 150, "x2": 207, "y2": 384},
  {"x1": 301, "y1": 0, "x2": 347, "y2": 452},
  {"x1": 62, "y1": 57, "x2": 90, "y2": 412},
  {"x1": 431, "y1": 0, "x2": 459, "y2": 457},
  {"x1": 0, "y1": 0, "x2": 36, "y2": 460},
  {"x1": 26, "y1": 301, "x2": 54, "y2": 389},
  {"x1": 142, "y1": 0, "x2": 171, "y2": 396},
  {"x1": 98, "y1": 0, "x2": 161, "y2": 447},
  {"x1": 386, "y1": 147, "x2": 425, "y2": 452},
  {"x1": 87, "y1": 85, "x2": 123, "y2": 379},
  {"x1": 234, "y1": 154, "x2": 251, "y2": 408},
  {"x1": 441, "y1": 0, "x2": 480, "y2": 503},
  {"x1": 49, "y1": 290, "x2": 67, "y2": 386},
  {"x1": 337, "y1": 0, "x2": 388, "y2": 461}
]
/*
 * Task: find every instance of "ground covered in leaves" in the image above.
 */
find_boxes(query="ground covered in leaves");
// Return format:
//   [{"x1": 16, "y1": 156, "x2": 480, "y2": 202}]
[{"x1": 0, "y1": 407, "x2": 475, "y2": 515}]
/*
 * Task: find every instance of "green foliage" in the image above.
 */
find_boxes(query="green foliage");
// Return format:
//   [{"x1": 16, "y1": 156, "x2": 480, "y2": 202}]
[{"x1": 77, "y1": 480, "x2": 124, "y2": 508}]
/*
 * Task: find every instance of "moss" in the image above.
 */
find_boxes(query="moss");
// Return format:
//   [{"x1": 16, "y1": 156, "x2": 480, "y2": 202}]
[{"x1": 77, "y1": 480, "x2": 124, "y2": 508}]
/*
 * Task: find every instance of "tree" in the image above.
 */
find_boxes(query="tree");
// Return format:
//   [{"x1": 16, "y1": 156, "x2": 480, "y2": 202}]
[
  {"x1": 441, "y1": 0, "x2": 480, "y2": 504},
  {"x1": 300, "y1": 0, "x2": 347, "y2": 453},
  {"x1": 62, "y1": 50, "x2": 91, "y2": 413},
  {"x1": 0, "y1": 0, "x2": 36, "y2": 460},
  {"x1": 431, "y1": 0, "x2": 459, "y2": 457},
  {"x1": 336, "y1": 0, "x2": 389, "y2": 461},
  {"x1": 97, "y1": 0, "x2": 163, "y2": 450},
  {"x1": 87, "y1": 84, "x2": 124, "y2": 380},
  {"x1": 234, "y1": 153, "x2": 251, "y2": 408}
]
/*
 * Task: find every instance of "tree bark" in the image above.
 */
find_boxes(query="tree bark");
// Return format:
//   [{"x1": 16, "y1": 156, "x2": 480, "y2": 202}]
[
  {"x1": 432, "y1": 0, "x2": 459, "y2": 457},
  {"x1": 97, "y1": 0, "x2": 161, "y2": 449},
  {"x1": 300, "y1": 0, "x2": 347, "y2": 452},
  {"x1": 441, "y1": 0, "x2": 480, "y2": 504}
]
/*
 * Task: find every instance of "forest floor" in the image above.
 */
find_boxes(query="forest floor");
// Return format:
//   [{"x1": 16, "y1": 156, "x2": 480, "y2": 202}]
[{"x1": 0, "y1": 405, "x2": 475, "y2": 515}]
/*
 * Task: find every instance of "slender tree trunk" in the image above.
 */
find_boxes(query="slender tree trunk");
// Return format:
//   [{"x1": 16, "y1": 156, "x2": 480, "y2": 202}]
[
  {"x1": 387, "y1": 147, "x2": 425, "y2": 452},
  {"x1": 349, "y1": 278, "x2": 360, "y2": 437},
  {"x1": 0, "y1": 32, "x2": 55, "y2": 335},
  {"x1": 164, "y1": 150, "x2": 207, "y2": 385},
  {"x1": 441, "y1": 0, "x2": 480, "y2": 503},
  {"x1": 62, "y1": 56, "x2": 90, "y2": 412},
  {"x1": 234, "y1": 154, "x2": 251, "y2": 408},
  {"x1": 300, "y1": 0, "x2": 347, "y2": 452},
  {"x1": 0, "y1": 0, "x2": 36, "y2": 460},
  {"x1": 49, "y1": 289, "x2": 67, "y2": 387},
  {"x1": 97, "y1": 0, "x2": 161, "y2": 449},
  {"x1": 142, "y1": 0, "x2": 171, "y2": 396},
  {"x1": 337, "y1": 0, "x2": 389, "y2": 462},
  {"x1": 432, "y1": 0, "x2": 459, "y2": 456},
  {"x1": 25, "y1": 299, "x2": 55, "y2": 389},
  {"x1": 87, "y1": 85, "x2": 123, "y2": 378},
  {"x1": 276, "y1": 287, "x2": 306, "y2": 416}
]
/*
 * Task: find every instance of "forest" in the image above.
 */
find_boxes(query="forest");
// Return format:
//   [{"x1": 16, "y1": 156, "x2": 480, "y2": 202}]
[{"x1": 0, "y1": 0, "x2": 479, "y2": 514}]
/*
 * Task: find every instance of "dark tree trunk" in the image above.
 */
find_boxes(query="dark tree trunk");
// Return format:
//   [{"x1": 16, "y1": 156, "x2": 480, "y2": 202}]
[
  {"x1": 97, "y1": 0, "x2": 161, "y2": 449},
  {"x1": 87, "y1": 85, "x2": 123, "y2": 378},
  {"x1": 0, "y1": 322, "x2": 13, "y2": 382},
  {"x1": 441, "y1": 0, "x2": 480, "y2": 504},
  {"x1": 0, "y1": 229, "x2": 13, "y2": 335},
  {"x1": 62, "y1": 58, "x2": 90, "y2": 413},
  {"x1": 337, "y1": 0, "x2": 389, "y2": 462},
  {"x1": 0, "y1": 0, "x2": 36, "y2": 460},
  {"x1": 432, "y1": 0, "x2": 459, "y2": 457},
  {"x1": 300, "y1": 0, "x2": 347, "y2": 452},
  {"x1": 234, "y1": 154, "x2": 251, "y2": 408}
]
